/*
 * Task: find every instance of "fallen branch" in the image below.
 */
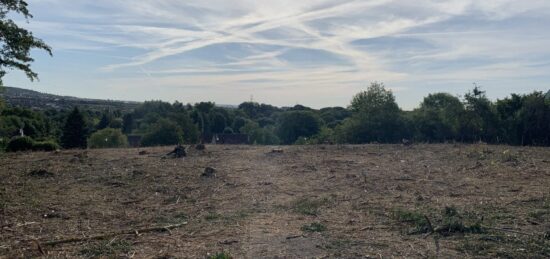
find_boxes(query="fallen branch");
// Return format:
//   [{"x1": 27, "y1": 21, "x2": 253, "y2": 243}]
[
  {"x1": 41, "y1": 222, "x2": 188, "y2": 246},
  {"x1": 286, "y1": 235, "x2": 304, "y2": 240}
]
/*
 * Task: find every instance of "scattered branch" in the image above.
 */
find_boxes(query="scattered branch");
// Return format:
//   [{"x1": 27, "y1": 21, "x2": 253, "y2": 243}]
[{"x1": 40, "y1": 222, "x2": 188, "y2": 247}]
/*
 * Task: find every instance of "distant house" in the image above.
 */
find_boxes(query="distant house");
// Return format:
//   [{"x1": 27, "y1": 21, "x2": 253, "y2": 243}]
[
  {"x1": 127, "y1": 135, "x2": 142, "y2": 148},
  {"x1": 212, "y1": 134, "x2": 249, "y2": 145}
]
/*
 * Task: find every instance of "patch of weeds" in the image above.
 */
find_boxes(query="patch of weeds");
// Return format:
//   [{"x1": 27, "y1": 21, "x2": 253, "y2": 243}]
[
  {"x1": 467, "y1": 148, "x2": 492, "y2": 160},
  {"x1": 205, "y1": 213, "x2": 222, "y2": 221},
  {"x1": 80, "y1": 239, "x2": 132, "y2": 258},
  {"x1": 528, "y1": 209, "x2": 549, "y2": 221},
  {"x1": 437, "y1": 207, "x2": 484, "y2": 236},
  {"x1": 391, "y1": 208, "x2": 430, "y2": 234},
  {"x1": 205, "y1": 210, "x2": 250, "y2": 223},
  {"x1": 301, "y1": 222, "x2": 327, "y2": 233},
  {"x1": 209, "y1": 252, "x2": 232, "y2": 259},
  {"x1": 458, "y1": 234, "x2": 550, "y2": 258},
  {"x1": 392, "y1": 206, "x2": 484, "y2": 236},
  {"x1": 500, "y1": 150, "x2": 520, "y2": 165},
  {"x1": 293, "y1": 197, "x2": 329, "y2": 216}
]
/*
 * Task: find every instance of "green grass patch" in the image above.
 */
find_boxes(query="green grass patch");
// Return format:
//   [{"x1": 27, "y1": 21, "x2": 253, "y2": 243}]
[
  {"x1": 391, "y1": 208, "x2": 431, "y2": 234},
  {"x1": 392, "y1": 206, "x2": 484, "y2": 236},
  {"x1": 528, "y1": 209, "x2": 549, "y2": 221},
  {"x1": 301, "y1": 222, "x2": 327, "y2": 233},
  {"x1": 458, "y1": 234, "x2": 550, "y2": 258},
  {"x1": 293, "y1": 197, "x2": 329, "y2": 216},
  {"x1": 205, "y1": 212, "x2": 222, "y2": 221},
  {"x1": 205, "y1": 210, "x2": 250, "y2": 222}
]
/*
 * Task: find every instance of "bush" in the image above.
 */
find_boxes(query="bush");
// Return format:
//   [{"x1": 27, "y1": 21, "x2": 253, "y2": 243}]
[
  {"x1": 88, "y1": 128, "x2": 128, "y2": 149},
  {"x1": 33, "y1": 141, "x2": 60, "y2": 151},
  {"x1": 5, "y1": 137, "x2": 60, "y2": 152},
  {"x1": 6, "y1": 136, "x2": 35, "y2": 152}
]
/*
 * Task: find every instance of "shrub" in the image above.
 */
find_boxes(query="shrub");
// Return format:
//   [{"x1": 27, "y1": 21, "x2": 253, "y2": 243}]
[
  {"x1": 6, "y1": 136, "x2": 35, "y2": 152},
  {"x1": 88, "y1": 128, "x2": 128, "y2": 149},
  {"x1": 33, "y1": 141, "x2": 60, "y2": 151}
]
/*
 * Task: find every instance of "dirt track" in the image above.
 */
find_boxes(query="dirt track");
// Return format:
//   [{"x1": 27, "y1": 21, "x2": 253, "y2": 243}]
[{"x1": 1, "y1": 144, "x2": 549, "y2": 258}]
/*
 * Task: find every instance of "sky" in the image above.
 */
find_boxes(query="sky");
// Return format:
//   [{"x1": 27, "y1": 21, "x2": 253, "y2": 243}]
[{"x1": 4, "y1": 0, "x2": 550, "y2": 109}]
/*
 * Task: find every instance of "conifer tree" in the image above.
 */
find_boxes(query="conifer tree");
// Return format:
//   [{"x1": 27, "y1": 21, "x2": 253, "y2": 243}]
[{"x1": 61, "y1": 107, "x2": 87, "y2": 149}]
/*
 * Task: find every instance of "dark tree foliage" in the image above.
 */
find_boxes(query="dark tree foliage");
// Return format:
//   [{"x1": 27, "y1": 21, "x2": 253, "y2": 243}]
[
  {"x1": 0, "y1": 106, "x2": 53, "y2": 139},
  {"x1": 210, "y1": 112, "x2": 227, "y2": 134},
  {"x1": 496, "y1": 92, "x2": 550, "y2": 145},
  {"x1": 122, "y1": 113, "x2": 134, "y2": 134},
  {"x1": 126, "y1": 100, "x2": 199, "y2": 143},
  {"x1": 238, "y1": 102, "x2": 280, "y2": 119},
  {"x1": 414, "y1": 93, "x2": 464, "y2": 142},
  {"x1": 0, "y1": 0, "x2": 52, "y2": 85},
  {"x1": 61, "y1": 107, "x2": 87, "y2": 149},
  {"x1": 96, "y1": 112, "x2": 111, "y2": 130},
  {"x1": 277, "y1": 111, "x2": 321, "y2": 144},
  {"x1": 288, "y1": 104, "x2": 312, "y2": 111},
  {"x1": 459, "y1": 87, "x2": 499, "y2": 142},
  {"x1": 339, "y1": 82, "x2": 405, "y2": 143},
  {"x1": 232, "y1": 116, "x2": 247, "y2": 133},
  {"x1": 141, "y1": 119, "x2": 183, "y2": 147},
  {"x1": 319, "y1": 107, "x2": 351, "y2": 128}
]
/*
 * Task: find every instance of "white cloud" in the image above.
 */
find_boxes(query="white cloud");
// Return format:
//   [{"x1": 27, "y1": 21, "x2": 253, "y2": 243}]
[{"x1": 10, "y1": 0, "x2": 550, "y2": 109}]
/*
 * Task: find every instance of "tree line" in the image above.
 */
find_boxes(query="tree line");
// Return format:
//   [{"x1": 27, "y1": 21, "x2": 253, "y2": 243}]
[{"x1": 1, "y1": 83, "x2": 549, "y2": 151}]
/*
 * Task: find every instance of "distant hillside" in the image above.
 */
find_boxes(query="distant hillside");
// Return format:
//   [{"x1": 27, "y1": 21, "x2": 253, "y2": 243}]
[{"x1": 0, "y1": 86, "x2": 141, "y2": 112}]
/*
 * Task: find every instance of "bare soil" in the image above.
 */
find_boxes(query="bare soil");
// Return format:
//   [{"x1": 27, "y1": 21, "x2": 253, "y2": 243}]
[{"x1": 1, "y1": 144, "x2": 549, "y2": 258}]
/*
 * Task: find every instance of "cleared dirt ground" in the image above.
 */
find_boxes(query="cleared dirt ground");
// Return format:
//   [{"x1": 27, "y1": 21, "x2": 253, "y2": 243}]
[{"x1": 1, "y1": 144, "x2": 549, "y2": 258}]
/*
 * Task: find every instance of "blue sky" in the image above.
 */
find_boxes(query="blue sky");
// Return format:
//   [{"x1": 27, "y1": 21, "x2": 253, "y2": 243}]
[{"x1": 4, "y1": 0, "x2": 550, "y2": 109}]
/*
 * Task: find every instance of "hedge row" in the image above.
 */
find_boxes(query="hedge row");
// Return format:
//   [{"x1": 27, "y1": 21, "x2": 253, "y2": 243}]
[{"x1": 5, "y1": 136, "x2": 60, "y2": 152}]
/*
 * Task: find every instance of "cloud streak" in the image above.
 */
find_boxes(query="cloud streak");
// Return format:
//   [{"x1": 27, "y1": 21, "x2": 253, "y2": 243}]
[{"x1": 7, "y1": 0, "x2": 550, "y2": 109}]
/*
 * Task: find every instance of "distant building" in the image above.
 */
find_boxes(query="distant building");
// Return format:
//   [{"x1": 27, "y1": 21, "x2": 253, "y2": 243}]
[
  {"x1": 127, "y1": 135, "x2": 142, "y2": 148},
  {"x1": 212, "y1": 134, "x2": 249, "y2": 145}
]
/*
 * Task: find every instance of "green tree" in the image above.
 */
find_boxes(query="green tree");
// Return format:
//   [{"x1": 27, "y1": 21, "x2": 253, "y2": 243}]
[
  {"x1": 414, "y1": 93, "x2": 464, "y2": 142},
  {"x1": 141, "y1": 119, "x2": 183, "y2": 147},
  {"x1": 61, "y1": 107, "x2": 87, "y2": 149},
  {"x1": 232, "y1": 116, "x2": 247, "y2": 133},
  {"x1": 515, "y1": 92, "x2": 550, "y2": 145},
  {"x1": 339, "y1": 82, "x2": 405, "y2": 143},
  {"x1": 0, "y1": 0, "x2": 52, "y2": 86},
  {"x1": 211, "y1": 112, "x2": 227, "y2": 134},
  {"x1": 319, "y1": 107, "x2": 351, "y2": 128},
  {"x1": 459, "y1": 86, "x2": 499, "y2": 142},
  {"x1": 122, "y1": 113, "x2": 134, "y2": 134},
  {"x1": 240, "y1": 121, "x2": 279, "y2": 145},
  {"x1": 96, "y1": 113, "x2": 111, "y2": 130},
  {"x1": 88, "y1": 128, "x2": 128, "y2": 149},
  {"x1": 277, "y1": 111, "x2": 321, "y2": 144}
]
